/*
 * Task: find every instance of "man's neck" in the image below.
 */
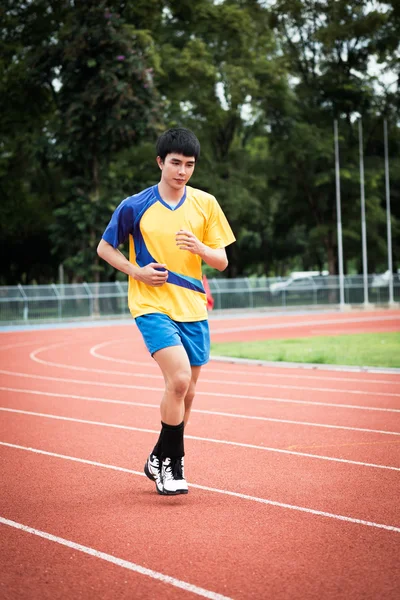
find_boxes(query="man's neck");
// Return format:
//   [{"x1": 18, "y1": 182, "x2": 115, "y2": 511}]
[{"x1": 157, "y1": 181, "x2": 185, "y2": 204}]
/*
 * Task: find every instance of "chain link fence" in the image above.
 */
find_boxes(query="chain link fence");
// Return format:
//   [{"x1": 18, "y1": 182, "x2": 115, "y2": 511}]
[{"x1": 0, "y1": 275, "x2": 399, "y2": 325}]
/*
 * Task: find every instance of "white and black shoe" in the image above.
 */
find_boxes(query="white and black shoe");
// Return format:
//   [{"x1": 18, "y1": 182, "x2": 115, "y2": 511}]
[
  {"x1": 144, "y1": 453, "x2": 163, "y2": 494},
  {"x1": 159, "y1": 457, "x2": 188, "y2": 495}
]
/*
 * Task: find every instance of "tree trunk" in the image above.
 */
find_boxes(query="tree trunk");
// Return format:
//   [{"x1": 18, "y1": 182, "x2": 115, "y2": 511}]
[{"x1": 325, "y1": 228, "x2": 337, "y2": 275}]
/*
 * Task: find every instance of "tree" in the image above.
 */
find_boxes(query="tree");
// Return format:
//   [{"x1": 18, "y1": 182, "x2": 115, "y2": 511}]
[
  {"x1": 148, "y1": 0, "x2": 288, "y2": 275},
  {"x1": 47, "y1": 0, "x2": 161, "y2": 282},
  {"x1": 0, "y1": 0, "x2": 63, "y2": 283},
  {"x1": 266, "y1": 0, "x2": 399, "y2": 274},
  {"x1": 1, "y1": 0, "x2": 398, "y2": 283}
]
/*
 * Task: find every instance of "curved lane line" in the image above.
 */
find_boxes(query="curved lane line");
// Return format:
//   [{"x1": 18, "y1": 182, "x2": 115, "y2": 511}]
[
  {"x1": 90, "y1": 340, "x2": 400, "y2": 385},
  {"x1": 2, "y1": 336, "x2": 396, "y2": 386},
  {"x1": 28, "y1": 341, "x2": 400, "y2": 399},
  {"x1": 32, "y1": 347, "x2": 400, "y2": 397},
  {"x1": 87, "y1": 338, "x2": 400, "y2": 397}
]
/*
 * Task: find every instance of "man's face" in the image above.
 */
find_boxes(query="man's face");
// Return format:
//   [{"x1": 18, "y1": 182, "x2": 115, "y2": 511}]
[{"x1": 157, "y1": 153, "x2": 196, "y2": 190}]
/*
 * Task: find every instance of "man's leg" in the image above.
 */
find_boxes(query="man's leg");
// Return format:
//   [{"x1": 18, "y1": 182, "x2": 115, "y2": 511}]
[
  {"x1": 148, "y1": 345, "x2": 191, "y2": 495},
  {"x1": 184, "y1": 366, "x2": 202, "y2": 427},
  {"x1": 154, "y1": 344, "x2": 192, "y2": 423}
]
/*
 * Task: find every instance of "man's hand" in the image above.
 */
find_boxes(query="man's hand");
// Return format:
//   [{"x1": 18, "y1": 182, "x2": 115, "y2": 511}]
[
  {"x1": 176, "y1": 230, "x2": 228, "y2": 271},
  {"x1": 134, "y1": 263, "x2": 168, "y2": 287},
  {"x1": 176, "y1": 230, "x2": 205, "y2": 255},
  {"x1": 97, "y1": 240, "x2": 170, "y2": 284}
]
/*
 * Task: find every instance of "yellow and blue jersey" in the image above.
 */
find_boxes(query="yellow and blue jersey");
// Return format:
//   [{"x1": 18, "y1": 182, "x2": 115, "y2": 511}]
[{"x1": 102, "y1": 185, "x2": 236, "y2": 322}]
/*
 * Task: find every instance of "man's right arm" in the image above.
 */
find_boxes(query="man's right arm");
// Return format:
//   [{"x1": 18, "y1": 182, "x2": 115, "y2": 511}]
[{"x1": 97, "y1": 239, "x2": 168, "y2": 287}]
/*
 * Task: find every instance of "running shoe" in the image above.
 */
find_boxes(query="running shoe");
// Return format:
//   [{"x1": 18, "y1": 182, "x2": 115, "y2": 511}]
[
  {"x1": 159, "y1": 456, "x2": 188, "y2": 495},
  {"x1": 144, "y1": 453, "x2": 163, "y2": 494}
]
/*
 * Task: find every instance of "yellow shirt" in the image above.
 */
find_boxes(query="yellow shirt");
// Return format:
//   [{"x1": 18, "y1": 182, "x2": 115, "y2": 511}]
[{"x1": 102, "y1": 184, "x2": 236, "y2": 321}]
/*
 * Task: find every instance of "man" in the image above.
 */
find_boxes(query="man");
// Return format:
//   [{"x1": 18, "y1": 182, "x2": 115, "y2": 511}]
[{"x1": 97, "y1": 127, "x2": 235, "y2": 495}]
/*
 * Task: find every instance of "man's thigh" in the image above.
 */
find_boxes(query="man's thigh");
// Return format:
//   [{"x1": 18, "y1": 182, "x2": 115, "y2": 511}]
[{"x1": 153, "y1": 345, "x2": 192, "y2": 385}]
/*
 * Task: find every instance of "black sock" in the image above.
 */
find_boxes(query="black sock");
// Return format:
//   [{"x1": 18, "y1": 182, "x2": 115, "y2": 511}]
[
  {"x1": 152, "y1": 425, "x2": 164, "y2": 457},
  {"x1": 159, "y1": 421, "x2": 184, "y2": 459}
]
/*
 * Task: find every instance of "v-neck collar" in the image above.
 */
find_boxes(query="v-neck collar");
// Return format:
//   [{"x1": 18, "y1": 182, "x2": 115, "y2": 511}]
[{"x1": 153, "y1": 184, "x2": 187, "y2": 211}]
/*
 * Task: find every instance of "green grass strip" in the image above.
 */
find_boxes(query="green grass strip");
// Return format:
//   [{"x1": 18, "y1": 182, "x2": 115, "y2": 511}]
[{"x1": 211, "y1": 332, "x2": 400, "y2": 369}]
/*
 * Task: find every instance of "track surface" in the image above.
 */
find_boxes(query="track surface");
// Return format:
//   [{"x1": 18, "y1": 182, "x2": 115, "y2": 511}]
[{"x1": 1, "y1": 309, "x2": 400, "y2": 599}]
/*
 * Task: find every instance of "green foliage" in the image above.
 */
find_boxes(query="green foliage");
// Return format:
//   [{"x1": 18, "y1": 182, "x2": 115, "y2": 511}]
[
  {"x1": 56, "y1": 5, "x2": 159, "y2": 169},
  {"x1": 263, "y1": 0, "x2": 399, "y2": 274},
  {"x1": 48, "y1": 1, "x2": 161, "y2": 279},
  {"x1": 0, "y1": 0, "x2": 399, "y2": 283},
  {"x1": 0, "y1": 0, "x2": 63, "y2": 283}
]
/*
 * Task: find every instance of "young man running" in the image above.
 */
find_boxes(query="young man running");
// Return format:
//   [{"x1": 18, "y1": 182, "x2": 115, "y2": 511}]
[{"x1": 97, "y1": 127, "x2": 235, "y2": 495}]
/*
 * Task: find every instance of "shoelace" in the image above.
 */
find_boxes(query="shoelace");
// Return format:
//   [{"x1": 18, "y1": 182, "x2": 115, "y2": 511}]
[{"x1": 164, "y1": 457, "x2": 183, "y2": 480}]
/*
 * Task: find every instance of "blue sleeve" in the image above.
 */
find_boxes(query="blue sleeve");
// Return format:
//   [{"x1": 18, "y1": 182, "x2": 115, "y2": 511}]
[{"x1": 102, "y1": 198, "x2": 134, "y2": 248}]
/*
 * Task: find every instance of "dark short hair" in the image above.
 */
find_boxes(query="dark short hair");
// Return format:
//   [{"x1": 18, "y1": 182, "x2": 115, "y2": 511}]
[{"x1": 156, "y1": 128, "x2": 200, "y2": 161}]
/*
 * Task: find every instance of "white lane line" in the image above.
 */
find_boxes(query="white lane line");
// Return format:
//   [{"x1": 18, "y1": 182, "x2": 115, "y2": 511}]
[
  {"x1": 2, "y1": 386, "x2": 400, "y2": 471},
  {"x1": 30, "y1": 341, "x2": 400, "y2": 398},
  {"x1": 1, "y1": 442, "x2": 400, "y2": 534},
  {"x1": 210, "y1": 314, "x2": 400, "y2": 334},
  {"x1": 0, "y1": 517, "x2": 231, "y2": 600},
  {"x1": 2, "y1": 405, "x2": 400, "y2": 449},
  {"x1": 0, "y1": 340, "x2": 51, "y2": 352},
  {"x1": 3, "y1": 336, "x2": 396, "y2": 386},
  {"x1": 91, "y1": 340, "x2": 400, "y2": 384},
  {"x1": 1, "y1": 369, "x2": 399, "y2": 414},
  {"x1": 29, "y1": 346, "x2": 400, "y2": 398},
  {"x1": 0, "y1": 387, "x2": 400, "y2": 471},
  {"x1": 2, "y1": 385, "x2": 400, "y2": 472}
]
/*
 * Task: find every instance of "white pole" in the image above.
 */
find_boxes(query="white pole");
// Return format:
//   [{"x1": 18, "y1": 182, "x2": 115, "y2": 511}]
[
  {"x1": 358, "y1": 119, "x2": 369, "y2": 305},
  {"x1": 334, "y1": 119, "x2": 345, "y2": 308},
  {"x1": 58, "y1": 263, "x2": 64, "y2": 286},
  {"x1": 384, "y1": 119, "x2": 394, "y2": 305}
]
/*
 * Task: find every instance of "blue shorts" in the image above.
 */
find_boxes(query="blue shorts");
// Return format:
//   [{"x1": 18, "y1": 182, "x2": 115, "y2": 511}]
[{"x1": 135, "y1": 313, "x2": 210, "y2": 366}]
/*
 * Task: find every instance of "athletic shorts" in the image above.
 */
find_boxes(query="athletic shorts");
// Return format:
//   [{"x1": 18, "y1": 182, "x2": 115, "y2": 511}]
[{"x1": 135, "y1": 313, "x2": 210, "y2": 367}]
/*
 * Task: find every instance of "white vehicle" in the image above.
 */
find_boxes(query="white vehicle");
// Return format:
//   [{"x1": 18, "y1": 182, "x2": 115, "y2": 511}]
[
  {"x1": 269, "y1": 271, "x2": 328, "y2": 294},
  {"x1": 371, "y1": 270, "x2": 391, "y2": 287}
]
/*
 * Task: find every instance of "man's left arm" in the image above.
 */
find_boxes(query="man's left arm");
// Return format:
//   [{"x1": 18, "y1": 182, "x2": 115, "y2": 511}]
[{"x1": 175, "y1": 230, "x2": 228, "y2": 271}]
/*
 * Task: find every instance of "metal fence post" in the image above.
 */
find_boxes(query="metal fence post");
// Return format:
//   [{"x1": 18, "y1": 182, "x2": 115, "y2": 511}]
[
  {"x1": 52, "y1": 283, "x2": 62, "y2": 320},
  {"x1": 18, "y1": 284, "x2": 28, "y2": 321},
  {"x1": 212, "y1": 279, "x2": 221, "y2": 310},
  {"x1": 115, "y1": 281, "x2": 126, "y2": 315},
  {"x1": 83, "y1": 282, "x2": 94, "y2": 317},
  {"x1": 246, "y1": 278, "x2": 253, "y2": 309},
  {"x1": 115, "y1": 281, "x2": 125, "y2": 294}
]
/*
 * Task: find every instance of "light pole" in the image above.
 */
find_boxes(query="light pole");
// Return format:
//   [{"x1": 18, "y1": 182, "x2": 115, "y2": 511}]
[
  {"x1": 358, "y1": 119, "x2": 369, "y2": 306},
  {"x1": 383, "y1": 119, "x2": 395, "y2": 305},
  {"x1": 334, "y1": 119, "x2": 345, "y2": 309}
]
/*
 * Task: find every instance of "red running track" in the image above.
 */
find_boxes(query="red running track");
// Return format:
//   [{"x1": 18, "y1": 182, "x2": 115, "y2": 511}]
[{"x1": 1, "y1": 309, "x2": 400, "y2": 599}]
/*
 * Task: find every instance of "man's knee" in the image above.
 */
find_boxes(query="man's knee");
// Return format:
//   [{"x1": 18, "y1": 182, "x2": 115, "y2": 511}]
[{"x1": 167, "y1": 370, "x2": 191, "y2": 398}]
